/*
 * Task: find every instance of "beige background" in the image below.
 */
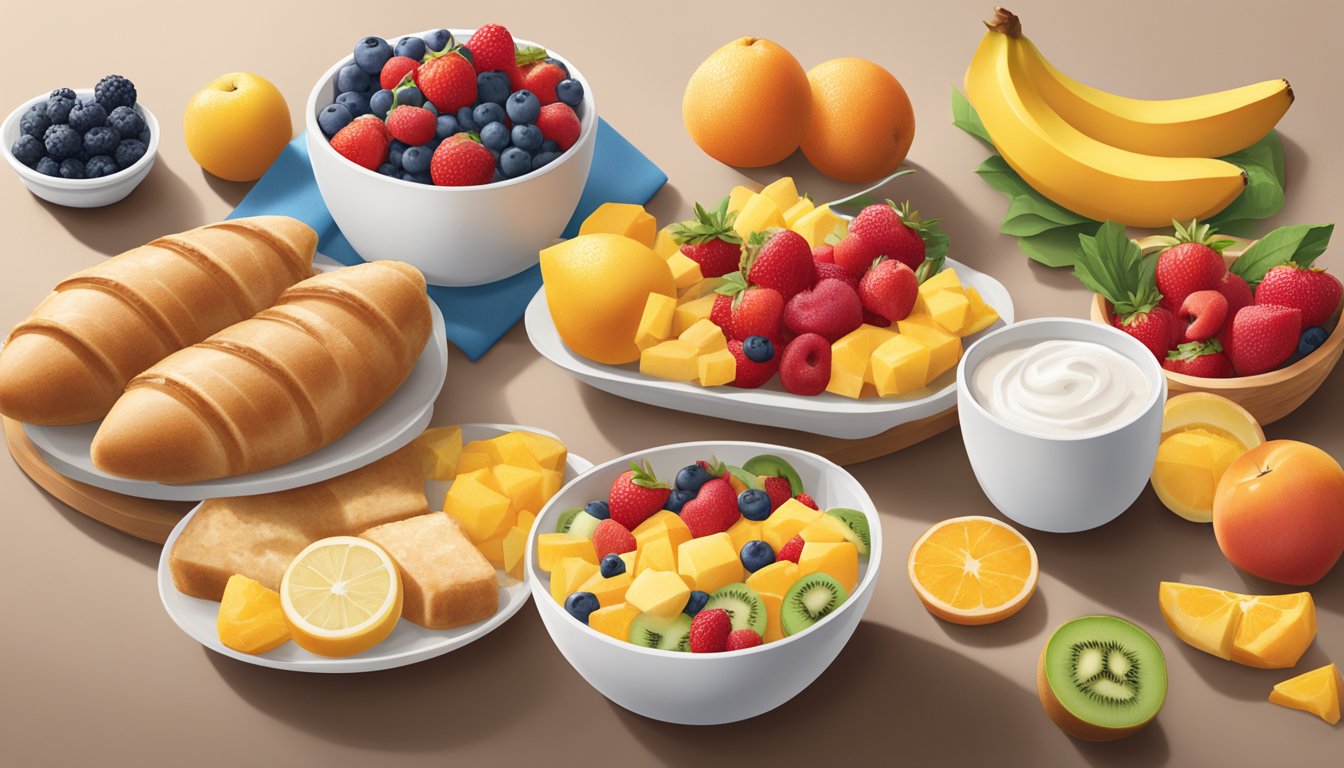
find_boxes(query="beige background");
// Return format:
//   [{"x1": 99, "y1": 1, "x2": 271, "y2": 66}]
[{"x1": 1, "y1": 0, "x2": 1340, "y2": 765}]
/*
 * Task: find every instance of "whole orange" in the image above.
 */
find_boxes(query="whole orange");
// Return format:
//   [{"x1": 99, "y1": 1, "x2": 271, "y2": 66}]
[
  {"x1": 682, "y1": 37, "x2": 811, "y2": 168},
  {"x1": 801, "y1": 58, "x2": 915, "y2": 182},
  {"x1": 184, "y1": 72, "x2": 293, "y2": 182}
]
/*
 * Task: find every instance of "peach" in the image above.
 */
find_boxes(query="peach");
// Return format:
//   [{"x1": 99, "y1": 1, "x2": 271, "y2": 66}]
[{"x1": 1213, "y1": 440, "x2": 1344, "y2": 585}]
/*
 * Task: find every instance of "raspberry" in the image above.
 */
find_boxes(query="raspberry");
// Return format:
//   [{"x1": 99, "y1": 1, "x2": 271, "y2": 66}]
[
  {"x1": 777, "y1": 535, "x2": 805, "y2": 564},
  {"x1": 536, "y1": 102, "x2": 580, "y2": 151}
]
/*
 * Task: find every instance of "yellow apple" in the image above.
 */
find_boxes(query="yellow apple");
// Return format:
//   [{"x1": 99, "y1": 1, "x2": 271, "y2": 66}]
[{"x1": 184, "y1": 72, "x2": 292, "y2": 182}]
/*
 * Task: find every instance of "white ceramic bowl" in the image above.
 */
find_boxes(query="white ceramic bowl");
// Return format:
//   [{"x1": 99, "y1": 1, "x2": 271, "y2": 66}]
[
  {"x1": 1, "y1": 89, "x2": 159, "y2": 208},
  {"x1": 956, "y1": 317, "x2": 1166, "y2": 533},
  {"x1": 306, "y1": 29, "x2": 598, "y2": 286},
  {"x1": 526, "y1": 441, "x2": 882, "y2": 725}
]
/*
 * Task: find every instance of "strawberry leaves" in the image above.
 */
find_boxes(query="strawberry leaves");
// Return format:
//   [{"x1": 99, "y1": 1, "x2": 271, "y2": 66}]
[
  {"x1": 515, "y1": 44, "x2": 549, "y2": 67},
  {"x1": 626, "y1": 460, "x2": 668, "y2": 490},
  {"x1": 671, "y1": 197, "x2": 741, "y2": 246},
  {"x1": 1073, "y1": 221, "x2": 1161, "y2": 318},
  {"x1": 1229, "y1": 224, "x2": 1335, "y2": 285},
  {"x1": 1167, "y1": 339, "x2": 1223, "y2": 361}
]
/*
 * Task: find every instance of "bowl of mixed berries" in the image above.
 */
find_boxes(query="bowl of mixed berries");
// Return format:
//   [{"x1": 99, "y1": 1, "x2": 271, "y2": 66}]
[
  {"x1": 306, "y1": 24, "x2": 597, "y2": 286},
  {"x1": 3, "y1": 75, "x2": 157, "y2": 208}
]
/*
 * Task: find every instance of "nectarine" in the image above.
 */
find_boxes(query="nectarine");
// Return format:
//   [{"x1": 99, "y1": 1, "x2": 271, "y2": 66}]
[{"x1": 1213, "y1": 440, "x2": 1344, "y2": 585}]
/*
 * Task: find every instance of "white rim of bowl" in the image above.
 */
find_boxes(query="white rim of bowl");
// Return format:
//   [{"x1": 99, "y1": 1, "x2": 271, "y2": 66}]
[
  {"x1": 305, "y1": 28, "x2": 597, "y2": 191},
  {"x1": 1, "y1": 88, "x2": 159, "y2": 187}
]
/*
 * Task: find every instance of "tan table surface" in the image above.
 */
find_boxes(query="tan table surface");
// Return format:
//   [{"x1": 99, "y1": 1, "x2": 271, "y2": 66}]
[{"x1": 2, "y1": 1, "x2": 1340, "y2": 765}]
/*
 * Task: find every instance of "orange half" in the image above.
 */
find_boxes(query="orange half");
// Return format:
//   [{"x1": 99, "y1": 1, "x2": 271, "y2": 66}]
[
  {"x1": 1157, "y1": 581, "x2": 1316, "y2": 669},
  {"x1": 907, "y1": 516, "x2": 1038, "y2": 625}
]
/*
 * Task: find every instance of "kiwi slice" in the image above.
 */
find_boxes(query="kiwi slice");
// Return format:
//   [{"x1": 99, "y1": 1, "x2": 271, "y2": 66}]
[
  {"x1": 628, "y1": 613, "x2": 692, "y2": 652},
  {"x1": 781, "y1": 573, "x2": 849, "y2": 637},
  {"x1": 1038, "y1": 615, "x2": 1167, "y2": 741},
  {"x1": 743, "y1": 454, "x2": 805, "y2": 496},
  {"x1": 555, "y1": 507, "x2": 581, "y2": 533},
  {"x1": 825, "y1": 508, "x2": 871, "y2": 556},
  {"x1": 725, "y1": 465, "x2": 763, "y2": 491},
  {"x1": 704, "y1": 583, "x2": 767, "y2": 636},
  {"x1": 566, "y1": 511, "x2": 602, "y2": 540}
]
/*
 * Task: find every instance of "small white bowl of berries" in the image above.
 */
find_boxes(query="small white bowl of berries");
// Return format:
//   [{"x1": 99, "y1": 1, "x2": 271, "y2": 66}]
[{"x1": 306, "y1": 24, "x2": 598, "y2": 286}]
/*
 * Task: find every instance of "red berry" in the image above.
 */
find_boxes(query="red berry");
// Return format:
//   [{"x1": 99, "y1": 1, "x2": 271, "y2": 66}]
[
  {"x1": 744, "y1": 230, "x2": 813, "y2": 300},
  {"x1": 1255, "y1": 265, "x2": 1343, "y2": 328},
  {"x1": 777, "y1": 535, "x2": 805, "y2": 564},
  {"x1": 689, "y1": 609, "x2": 732, "y2": 653},
  {"x1": 384, "y1": 105, "x2": 436, "y2": 146},
  {"x1": 814, "y1": 260, "x2": 858, "y2": 290},
  {"x1": 1112, "y1": 307, "x2": 1176, "y2": 361},
  {"x1": 416, "y1": 51, "x2": 477, "y2": 114},
  {"x1": 672, "y1": 200, "x2": 743, "y2": 278},
  {"x1": 329, "y1": 115, "x2": 388, "y2": 170},
  {"x1": 795, "y1": 493, "x2": 819, "y2": 510},
  {"x1": 710, "y1": 294, "x2": 735, "y2": 338},
  {"x1": 730, "y1": 287, "x2": 785, "y2": 343},
  {"x1": 727, "y1": 339, "x2": 780, "y2": 389},
  {"x1": 812, "y1": 244, "x2": 835, "y2": 264},
  {"x1": 1223, "y1": 304, "x2": 1302, "y2": 376},
  {"x1": 783, "y1": 279, "x2": 863, "y2": 342},
  {"x1": 779, "y1": 332, "x2": 832, "y2": 396},
  {"x1": 591, "y1": 519, "x2": 637, "y2": 560},
  {"x1": 761, "y1": 476, "x2": 793, "y2": 511},
  {"x1": 725, "y1": 628, "x2": 763, "y2": 651},
  {"x1": 849, "y1": 201, "x2": 932, "y2": 270},
  {"x1": 536, "y1": 102, "x2": 581, "y2": 151},
  {"x1": 1216, "y1": 271, "x2": 1254, "y2": 319},
  {"x1": 833, "y1": 233, "x2": 880, "y2": 277},
  {"x1": 1177, "y1": 290, "x2": 1229, "y2": 343},
  {"x1": 679, "y1": 478, "x2": 741, "y2": 538},
  {"x1": 465, "y1": 24, "x2": 517, "y2": 75},
  {"x1": 380, "y1": 56, "x2": 420, "y2": 90},
  {"x1": 1163, "y1": 341, "x2": 1234, "y2": 378},
  {"x1": 859, "y1": 258, "x2": 918, "y2": 324},
  {"x1": 429, "y1": 137, "x2": 495, "y2": 186},
  {"x1": 608, "y1": 461, "x2": 670, "y2": 530},
  {"x1": 522, "y1": 62, "x2": 567, "y2": 105}
]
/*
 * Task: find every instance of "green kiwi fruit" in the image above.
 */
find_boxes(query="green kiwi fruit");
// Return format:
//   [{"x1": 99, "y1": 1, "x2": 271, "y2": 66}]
[
  {"x1": 555, "y1": 507, "x2": 581, "y2": 533},
  {"x1": 781, "y1": 573, "x2": 849, "y2": 637},
  {"x1": 628, "y1": 613, "x2": 692, "y2": 652},
  {"x1": 566, "y1": 511, "x2": 602, "y2": 540},
  {"x1": 704, "y1": 583, "x2": 767, "y2": 636},
  {"x1": 742, "y1": 454, "x2": 805, "y2": 496},
  {"x1": 1038, "y1": 615, "x2": 1167, "y2": 741},
  {"x1": 825, "y1": 508, "x2": 871, "y2": 556},
  {"x1": 725, "y1": 465, "x2": 763, "y2": 491}
]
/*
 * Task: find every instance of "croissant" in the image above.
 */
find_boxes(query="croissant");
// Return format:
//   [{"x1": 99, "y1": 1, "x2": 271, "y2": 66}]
[{"x1": 90, "y1": 260, "x2": 432, "y2": 483}]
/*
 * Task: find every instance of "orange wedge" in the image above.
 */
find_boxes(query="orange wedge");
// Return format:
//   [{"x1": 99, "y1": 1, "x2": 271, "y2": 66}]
[
  {"x1": 1270, "y1": 663, "x2": 1342, "y2": 725},
  {"x1": 1158, "y1": 582, "x2": 1316, "y2": 669},
  {"x1": 908, "y1": 516, "x2": 1038, "y2": 625}
]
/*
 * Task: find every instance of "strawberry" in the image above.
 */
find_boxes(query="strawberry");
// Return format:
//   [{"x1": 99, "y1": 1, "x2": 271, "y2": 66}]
[
  {"x1": 688, "y1": 609, "x2": 732, "y2": 653},
  {"x1": 1216, "y1": 271, "x2": 1254, "y2": 319},
  {"x1": 795, "y1": 493, "x2": 819, "y2": 510},
  {"x1": 779, "y1": 333, "x2": 832, "y2": 396},
  {"x1": 783, "y1": 279, "x2": 863, "y2": 342},
  {"x1": 1113, "y1": 307, "x2": 1176, "y2": 361},
  {"x1": 464, "y1": 24, "x2": 518, "y2": 75},
  {"x1": 863, "y1": 311, "x2": 892, "y2": 328},
  {"x1": 710, "y1": 294, "x2": 735, "y2": 338},
  {"x1": 812, "y1": 244, "x2": 835, "y2": 264},
  {"x1": 1074, "y1": 222, "x2": 1176, "y2": 361},
  {"x1": 833, "y1": 233, "x2": 880, "y2": 277},
  {"x1": 671, "y1": 199, "x2": 742, "y2": 278},
  {"x1": 777, "y1": 535, "x2": 805, "y2": 564},
  {"x1": 859, "y1": 258, "x2": 918, "y2": 324},
  {"x1": 329, "y1": 115, "x2": 388, "y2": 170},
  {"x1": 608, "y1": 461, "x2": 670, "y2": 530},
  {"x1": 725, "y1": 628, "x2": 763, "y2": 651},
  {"x1": 416, "y1": 48, "x2": 477, "y2": 114},
  {"x1": 384, "y1": 105, "x2": 435, "y2": 146},
  {"x1": 1163, "y1": 340, "x2": 1234, "y2": 378},
  {"x1": 848, "y1": 200, "x2": 941, "y2": 271},
  {"x1": 761, "y1": 476, "x2": 792, "y2": 511},
  {"x1": 430, "y1": 135, "x2": 494, "y2": 186},
  {"x1": 814, "y1": 260, "x2": 858, "y2": 290},
  {"x1": 592, "y1": 519, "x2": 636, "y2": 560},
  {"x1": 537, "y1": 102, "x2": 581, "y2": 150},
  {"x1": 679, "y1": 478, "x2": 741, "y2": 537},
  {"x1": 729, "y1": 286, "x2": 785, "y2": 342},
  {"x1": 1178, "y1": 289, "x2": 1228, "y2": 343},
  {"x1": 522, "y1": 62, "x2": 567, "y2": 104},
  {"x1": 1154, "y1": 219, "x2": 1232, "y2": 313},
  {"x1": 380, "y1": 56, "x2": 420, "y2": 91},
  {"x1": 743, "y1": 229, "x2": 813, "y2": 300},
  {"x1": 727, "y1": 339, "x2": 779, "y2": 388},
  {"x1": 1223, "y1": 304, "x2": 1302, "y2": 376},
  {"x1": 1255, "y1": 265, "x2": 1343, "y2": 328}
]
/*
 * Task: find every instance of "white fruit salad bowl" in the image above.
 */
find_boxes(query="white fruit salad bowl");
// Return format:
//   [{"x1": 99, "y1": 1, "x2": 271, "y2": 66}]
[
  {"x1": 306, "y1": 28, "x2": 597, "y2": 287},
  {"x1": 526, "y1": 441, "x2": 882, "y2": 725}
]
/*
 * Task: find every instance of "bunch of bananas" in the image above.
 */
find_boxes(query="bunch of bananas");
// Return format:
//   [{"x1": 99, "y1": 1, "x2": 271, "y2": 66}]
[{"x1": 965, "y1": 8, "x2": 1292, "y2": 228}]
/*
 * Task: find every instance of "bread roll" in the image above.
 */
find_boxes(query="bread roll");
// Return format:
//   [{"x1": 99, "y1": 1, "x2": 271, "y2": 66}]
[
  {"x1": 0, "y1": 216, "x2": 316, "y2": 425},
  {"x1": 91, "y1": 260, "x2": 432, "y2": 483}
]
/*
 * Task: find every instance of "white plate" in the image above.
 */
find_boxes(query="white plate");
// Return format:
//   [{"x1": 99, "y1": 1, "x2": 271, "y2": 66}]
[
  {"x1": 524, "y1": 258, "x2": 1014, "y2": 439},
  {"x1": 157, "y1": 423, "x2": 593, "y2": 673},
  {"x1": 25, "y1": 265, "x2": 449, "y2": 501}
]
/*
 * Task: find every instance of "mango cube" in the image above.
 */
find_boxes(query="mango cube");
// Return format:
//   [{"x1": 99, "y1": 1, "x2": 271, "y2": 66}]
[
  {"x1": 826, "y1": 365, "x2": 865, "y2": 399},
  {"x1": 633, "y1": 511, "x2": 693, "y2": 553},
  {"x1": 678, "y1": 277, "x2": 729, "y2": 304},
  {"x1": 216, "y1": 574, "x2": 290, "y2": 655},
  {"x1": 761, "y1": 591, "x2": 785, "y2": 643},
  {"x1": 791, "y1": 204, "x2": 846, "y2": 248},
  {"x1": 832, "y1": 325, "x2": 898, "y2": 384},
  {"x1": 539, "y1": 469, "x2": 563, "y2": 504},
  {"x1": 733, "y1": 194, "x2": 786, "y2": 240},
  {"x1": 589, "y1": 602, "x2": 641, "y2": 641},
  {"x1": 677, "y1": 533, "x2": 744, "y2": 594},
  {"x1": 895, "y1": 319, "x2": 962, "y2": 383},
  {"x1": 924, "y1": 289, "x2": 970, "y2": 334},
  {"x1": 783, "y1": 197, "x2": 815, "y2": 228},
  {"x1": 415, "y1": 425, "x2": 462, "y2": 480},
  {"x1": 666, "y1": 251, "x2": 704, "y2": 289},
  {"x1": 443, "y1": 469, "x2": 513, "y2": 542},
  {"x1": 760, "y1": 177, "x2": 799, "y2": 213},
  {"x1": 456, "y1": 450, "x2": 492, "y2": 474},
  {"x1": 640, "y1": 339, "x2": 700, "y2": 382},
  {"x1": 579, "y1": 570, "x2": 634, "y2": 607},
  {"x1": 919, "y1": 267, "x2": 963, "y2": 295},
  {"x1": 746, "y1": 560, "x2": 800, "y2": 598},
  {"x1": 653, "y1": 225, "x2": 679, "y2": 258},
  {"x1": 625, "y1": 570, "x2": 691, "y2": 619},
  {"x1": 960, "y1": 286, "x2": 1000, "y2": 336},
  {"x1": 551, "y1": 556, "x2": 600, "y2": 604},
  {"x1": 798, "y1": 541, "x2": 859, "y2": 594},
  {"x1": 537, "y1": 533, "x2": 597, "y2": 571},
  {"x1": 674, "y1": 294, "x2": 716, "y2": 334},
  {"x1": 516, "y1": 431, "x2": 567, "y2": 472},
  {"x1": 618, "y1": 551, "x2": 638, "y2": 574},
  {"x1": 726, "y1": 185, "x2": 756, "y2": 214},
  {"x1": 798, "y1": 514, "x2": 854, "y2": 545},
  {"x1": 476, "y1": 529, "x2": 507, "y2": 568},
  {"x1": 727, "y1": 518, "x2": 764, "y2": 554},
  {"x1": 635, "y1": 536, "x2": 677, "y2": 575},
  {"x1": 679, "y1": 319, "x2": 728, "y2": 355},
  {"x1": 579, "y1": 202, "x2": 656, "y2": 248},
  {"x1": 492, "y1": 463, "x2": 543, "y2": 514},
  {"x1": 871, "y1": 335, "x2": 931, "y2": 397},
  {"x1": 697, "y1": 349, "x2": 736, "y2": 387},
  {"x1": 635, "y1": 292, "x2": 678, "y2": 350},
  {"x1": 515, "y1": 509, "x2": 537, "y2": 534},
  {"x1": 762, "y1": 499, "x2": 823, "y2": 551},
  {"x1": 502, "y1": 526, "x2": 528, "y2": 579}
]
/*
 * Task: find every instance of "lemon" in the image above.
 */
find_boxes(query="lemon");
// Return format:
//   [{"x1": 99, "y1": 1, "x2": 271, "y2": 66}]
[
  {"x1": 280, "y1": 536, "x2": 402, "y2": 658},
  {"x1": 1151, "y1": 393, "x2": 1264, "y2": 522}
]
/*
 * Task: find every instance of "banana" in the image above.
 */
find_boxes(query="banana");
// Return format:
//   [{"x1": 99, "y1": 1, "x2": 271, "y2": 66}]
[{"x1": 965, "y1": 13, "x2": 1246, "y2": 228}]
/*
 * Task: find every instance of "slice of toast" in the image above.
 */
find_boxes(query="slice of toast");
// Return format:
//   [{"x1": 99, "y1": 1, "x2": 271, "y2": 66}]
[{"x1": 360, "y1": 512, "x2": 499, "y2": 630}]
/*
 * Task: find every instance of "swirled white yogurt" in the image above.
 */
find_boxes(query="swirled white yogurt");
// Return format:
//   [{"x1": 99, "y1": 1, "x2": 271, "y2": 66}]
[{"x1": 970, "y1": 340, "x2": 1150, "y2": 437}]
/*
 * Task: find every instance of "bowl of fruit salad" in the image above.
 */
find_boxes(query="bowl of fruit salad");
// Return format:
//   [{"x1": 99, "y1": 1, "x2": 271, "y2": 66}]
[
  {"x1": 305, "y1": 24, "x2": 596, "y2": 286},
  {"x1": 526, "y1": 441, "x2": 881, "y2": 725}
]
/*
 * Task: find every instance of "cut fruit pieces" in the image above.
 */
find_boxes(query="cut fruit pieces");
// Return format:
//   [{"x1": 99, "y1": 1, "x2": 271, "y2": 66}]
[
  {"x1": 1157, "y1": 581, "x2": 1316, "y2": 669},
  {"x1": 217, "y1": 574, "x2": 290, "y2": 655},
  {"x1": 1269, "y1": 663, "x2": 1342, "y2": 725},
  {"x1": 907, "y1": 516, "x2": 1038, "y2": 625},
  {"x1": 1151, "y1": 393, "x2": 1264, "y2": 523},
  {"x1": 279, "y1": 536, "x2": 403, "y2": 658},
  {"x1": 1038, "y1": 615, "x2": 1167, "y2": 741}
]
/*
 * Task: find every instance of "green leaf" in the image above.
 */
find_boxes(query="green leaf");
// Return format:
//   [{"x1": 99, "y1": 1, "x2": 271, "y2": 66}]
[
  {"x1": 1070, "y1": 221, "x2": 1158, "y2": 315},
  {"x1": 951, "y1": 88, "x2": 992, "y2": 146},
  {"x1": 917, "y1": 228, "x2": 950, "y2": 282},
  {"x1": 1229, "y1": 224, "x2": 1335, "y2": 284},
  {"x1": 1209, "y1": 131, "x2": 1286, "y2": 230},
  {"x1": 1013, "y1": 224, "x2": 1097, "y2": 268},
  {"x1": 973, "y1": 156, "x2": 1093, "y2": 241}
]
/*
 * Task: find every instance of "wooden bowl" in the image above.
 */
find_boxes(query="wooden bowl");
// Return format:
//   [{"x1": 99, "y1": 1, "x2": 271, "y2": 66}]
[{"x1": 1088, "y1": 239, "x2": 1344, "y2": 425}]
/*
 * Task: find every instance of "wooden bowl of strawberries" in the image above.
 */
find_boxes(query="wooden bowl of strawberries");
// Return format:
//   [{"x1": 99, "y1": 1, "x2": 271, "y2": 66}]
[{"x1": 1083, "y1": 221, "x2": 1343, "y2": 425}]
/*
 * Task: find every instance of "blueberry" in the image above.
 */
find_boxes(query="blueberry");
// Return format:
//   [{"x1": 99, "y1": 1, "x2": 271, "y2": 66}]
[
  {"x1": 737, "y1": 489, "x2": 772, "y2": 521},
  {"x1": 599, "y1": 553, "x2": 626, "y2": 578},
  {"x1": 506, "y1": 90, "x2": 541, "y2": 124},
  {"x1": 424, "y1": 29, "x2": 452, "y2": 54},
  {"x1": 401, "y1": 171, "x2": 433, "y2": 185},
  {"x1": 555, "y1": 78, "x2": 584, "y2": 107},
  {"x1": 114, "y1": 139, "x2": 147, "y2": 169},
  {"x1": 563, "y1": 591, "x2": 600, "y2": 624},
  {"x1": 50, "y1": 87, "x2": 76, "y2": 102},
  {"x1": 106, "y1": 106, "x2": 144, "y2": 139},
  {"x1": 394, "y1": 36, "x2": 426, "y2": 62},
  {"x1": 499, "y1": 147, "x2": 531, "y2": 178},
  {"x1": 435, "y1": 114, "x2": 459, "y2": 141},
  {"x1": 401, "y1": 145, "x2": 432, "y2": 175},
  {"x1": 318, "y1": 103, "x2": 353, "y2": 137},
  {"x1": 479, "y1": 121, "x2": 510, "y2": 151},
  {"x1": 682, "y1": 590, "x2": 710, "y2": 617},
  {"x1": 743, "y1": 335, "x2": 774, "y2": 363},
  {"x1": 336, "y1": 64, "x2": 371, "y2": 94},
  {"x1": 85, "y1": 154, "x2": 118, "y2": 177},
  {"x1": 10, "y1": 134, "x2": 42, "y2": 167},
  {"x1": 46, "y1": 95, "x2": 74, "y2": 125},
  {"x1": 511, "y1": 123, "x2": 543, "y2": 152},
  {"x1": 394, "y1": 86, "x2": 425, "y2": 109},
  {"x1": 43, "y1": 124, "x2": 82, "y2": 160},
  {"x1": 584, "y1": 500, "x2": 610, "y2": 520},
  {"x1": 675, "y1": 464, "x2": 713, "y2": 493},
  {"x1": 664, "y1": 489, "x2": 695, "y2": 513},
  {"x1": 476, "y1": 71, "x2": 511, "y2": 106},
  {"x1": 543, "y1": 57, "x2": 570, "y2": 77},
  {"x1": 353, "y1": 36, "x2": 392, "y2": 75},
  {"x1": 388, "y1": 140, "x2": 408, "y2": 169},
  {"x1": 740, "y1": 540, "x2": 776, "y2": 573},
  {"x1": 530, "y1": 150, "x2": 561, "y2": 171},
  {"x1": 473, "y1": 101, "x2": 505, "y2": 128},
  {"x1": 20, "y1": 107, "x2": 52, "y2": 139},
  {"x1": 455, "y1": 106, "x2": 477, "y2": 133},
  {"x1": 34, "y1": 156, "x2": 60, "y2": 175},
  {"x1": 540, "y1": 139, "x2": 560, "y2": 153},
  {"x1": 136, "y1": 127, "x2": 151, "y2": 145},
  {"x1": 488, "y1": 148, "x2": 501, "y2": 166},
  {"x1": 57, "y1": 158, "x2": 85, "y2": 179},
  {"x1": 423, "y1": 101, "x2": 438, "y2": 116},
  {"x1": 335, "y1": 90, "x2": 369, "y2": 117},
  {"x1": 1298, "y1": 326, "x2": 1328, "y2": 358},
  {"x1": 94, "y1": 75, "x2": 137, "y2": 111},
  {"x1": 368, "y1": 89, "x2": 394, "y2": 119},
  {"x1": 377, "y1": 162, "x2": 398, "y2": 176}
]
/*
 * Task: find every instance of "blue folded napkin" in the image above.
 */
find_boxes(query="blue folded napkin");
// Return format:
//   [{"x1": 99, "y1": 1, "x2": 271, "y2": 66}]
[{"x1": 229, "y1": 118, "x2": 667, "y2": 360}]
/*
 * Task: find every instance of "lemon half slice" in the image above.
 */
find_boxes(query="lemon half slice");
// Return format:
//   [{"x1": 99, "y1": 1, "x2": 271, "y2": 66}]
[{"x1": 280, "y1": 536, "x2": 402, "y2": 658}]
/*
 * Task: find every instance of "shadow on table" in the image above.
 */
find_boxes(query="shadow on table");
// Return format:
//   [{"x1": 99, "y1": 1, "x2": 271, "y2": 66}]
[
  {"x1": 38, "y1": 160, "x2": 206, "y2": 256},
  {"x1": 201, "y1": 169, "x2": 252, "y2": 209},
  {"x1": 16, "y1": 469, "x2": 160, "y2": 569}
]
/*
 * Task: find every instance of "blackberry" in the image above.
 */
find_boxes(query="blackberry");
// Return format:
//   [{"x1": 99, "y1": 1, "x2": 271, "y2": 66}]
[
  {"x1": 49, "y1": 87, "x2": 76, "y2": 101},
  {"x1": 35, "y1": 156, "x2": 60, "y2": 176},
  {"x1": 85, "y1": 154, "x2": 119, "y2": 178},
  {"x1": 68, "y1": 101, "x2": 108, "y2": 133},
  {"x1": 20, "y1": 106, "x2": 52, "y2": 139},
  {"x1": 114, "y1": 139, "x2": 147, "y2": 169},
  {"x1": 106, "y1": 106, "x2": 145, "y2": 139},
  {"x1": 10, "y1": 134, "x2": 43, "y2": 167},
  {"x1": 137, "y1": 127, "x2": 151, "y2": 144},
  {"x1": 59, "y1": 158, "x2": 85, "y2": 179},
  {"x1": 82, "y1": 126, "x2": 120, "y2": 157},
  {"x1": 46, "y1": 95, "x2": 75, "y2": 124},
  {"x1": 94, "y1": 75, "x2": 137, "y2": 111},
  {"x1": 43, "y1": 124, "x2": 82, "y2": 160}
]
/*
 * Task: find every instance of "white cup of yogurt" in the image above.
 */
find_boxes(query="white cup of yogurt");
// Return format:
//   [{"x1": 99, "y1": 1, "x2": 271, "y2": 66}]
[{"x1": 956, "y1": 317, "x2": 1166, "y2": 533}]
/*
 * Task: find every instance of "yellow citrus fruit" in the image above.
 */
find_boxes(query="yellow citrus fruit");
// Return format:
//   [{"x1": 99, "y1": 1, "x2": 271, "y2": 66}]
[
  {"x1": 682, "y1": 37, "x2": 811, "y2": 167},
  {"x1": 216, "y1": 574, "x2": 290, "y2": 655},
  {"x1": 801, "y1": 58, "x2": 915, "y2": 182},
  {"x1": 540, "y1": 233, "x2": 675, "y2": 365},
  {"x1": 907, "y1": 515, "x2": 1038, "y2": 625},
  {"x1": 280, "y1": 536, "x2": 402, "y2": 658},
  {"x1": 1151, "y1": 393, "x2": 1264, "y2": 522},
  {"x1": 185, "y1": 72, "x2": 293, "y2": 182},
  {"x1": 1157, "y1": 581, "x2": 1316, "y2": 669},
  {"x1": 1270, "y1": 663, "x2": 1342, "y2": 725}
]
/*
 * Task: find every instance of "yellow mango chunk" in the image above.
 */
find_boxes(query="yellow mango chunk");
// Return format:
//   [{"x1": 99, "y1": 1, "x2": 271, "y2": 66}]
[
  {"x1": 679, "y1": 318, "x2": 727, "y2": 354},
  {"x1": 653, "y1": 225, "x2": 679, "y2": 258},
  {"x1": 826, "y1": 365, "x2": 865, "y2": 399},
  {"x1": 726, "y1": 185, "x2": 756, "y2": 214},
  {"x1": 551, "y1": 557, "x2": 599, "y2": 604},
  {"x1": 919, "y1": 267, "x2": 962, "y2": 295},
  {"x1": 456, "y1": 450, "x2": 492, "y2": 474},
  {"x1": 633, "y1": 511, "x2": 693, "y2": 553},
  {"x1": 618, "y1": 550, "x2": 638, "y2": 574},
  {"x1": 791, "y1": 204, "x2": 846, "y2": 248},
  {"x1": 589, "y1": 602, "x2": 641, "y2": 641},
  {"x1": 924, "y1": 289, "x2": 970, "y2": 335},
  {"x1": 444, "y1": 469, "x2": 513, "y2": 542},
  {"x1": 476, "y1": 529, "x2": 508, "y2": 568},
  {"x1": 733, "y1": 194, "x2": 786, "y2": 240},
  {"x1": 760, "y1": 177, "x2": 799, "y2": 213},
  {"x1": 674, "y1": 294, "x2": 716, "y2": 334},
  {"x1": 761, "y1": 591, "x2": 785, "y2": 643},
  {"x1": 832, "y1": 324, "x2": 899, "y2": 384},
  {"x1": 746, "y1": 561, "x2": 800, "y2": 598},
  {"x1": 579, "y1": 202, "x2": 656, "y2": 248},
  {"x1": 640, "y1": 339, "x2": 700, "y2": 382},
  {"x1": 677, "y1": 532, "x2": 744, "y2": 594},
  {"x1": 492, "y1": 463, "x2": 543, "y2": 514},
  {"x1": 489, "y1": 432, "x2": 542, "y2": 470},
  {"x1": 515, "y1": 431, "x2": 567, "y2": 472},
  {"x1": 960, "y1": 286, "x2": 1001, "y2": 336},
  {"x1": 679, "y1": 277, "x2": 730, "y2": 304},
  {"x1": 626, "y1": 569, "x2": 691, "y2": 619},
  {"x1": 502, "y1": 526, "x2": 528, "y2": 579},
  {"x1": 697, "y1": 349, "x2": 736, "y2": 387},
  {"x1": 414, "y1": 425, "x2": 462, "y2": 480},
  {"x1": 579, "y1": 570, "x2": 634, "y2": 607},
  {"x1": 799, "y1": 514, "x2": 853, "y2": 545},
  {"x1": 762, "y1": 499, "x2": 823, "y2": 551},
  {"x1": 896, "y1": 319, "x2": 963, "y2": 383},
  {"x1": 799, "y1": 541, "x2": 860, "y2": 594},
  {"x1": 666, "y1": 251, "x2": 704, "y2": 289},
  {"x1": 783, "y1": 197, "x2": 815, "y2": 228},
  {"x1": 871, "y1": 335, "x2": 931, "y2": 397},
  {"x1": 537, "y1": 533, "x2": 597, "y2": 571},
  {"x1": 727, "y1": 518, "x2": 764, "y2": 554},
  {"x1": 635, "y1": 292, "x2": 678, "y2": 351},
  {"x1": 515, "y1": 509, "x2": 537, "y2": 534},
  {"x1": 635, "y1": 536, "x2": 677, "y2": 575},
  {"x1": 217, "y1": 574, "x2": 290, "y2": 655},
  {"x1": 539, "y1": 469, "x2": 563, "y2": 505}
]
